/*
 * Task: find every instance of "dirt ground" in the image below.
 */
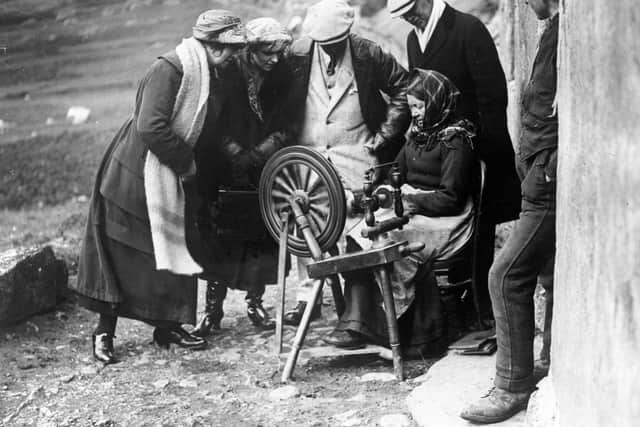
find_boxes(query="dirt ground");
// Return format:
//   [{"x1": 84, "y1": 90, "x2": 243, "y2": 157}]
[
  {"x1": 0, "y1": 1, "x2": 498, "y2": 425},
  {"x1": 0, "y1": 279, "x2": 434, "y2": 426}
]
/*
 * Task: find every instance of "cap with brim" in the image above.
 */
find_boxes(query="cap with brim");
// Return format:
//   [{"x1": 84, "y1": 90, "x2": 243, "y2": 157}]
[
  {"x1": 315, "y1": 27, "x2": 350, "y2": 45},
  {"x1": 387, "y1": 0, "x2": 416, "y2": 18},
  {"x1": 192, "y1": 9, "x2": 247, "y2": 45},
  {"x1": 303, "y1": 0, "x2": 354, "y2": 45}
]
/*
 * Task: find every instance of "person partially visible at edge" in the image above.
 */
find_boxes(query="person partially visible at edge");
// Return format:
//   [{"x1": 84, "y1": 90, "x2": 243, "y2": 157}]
[
  {"x1": 461, "y1": 0, "x2": 559, "y2": 423},
  {"x1": 192, "y1": 17, "x2": 294, "y2": 336},
  {"x1": 69, "y1": 10, "x2": 247, "y2": 365},
  {"x1": 387, "y1": 0, "x2": 522, "y2": 324},
  {"x1": 278, "y1": 0, "x2": 411, "y2": 327},
  {"x1": 329, "y1": 69, "x2": 477, "y2": 353}
]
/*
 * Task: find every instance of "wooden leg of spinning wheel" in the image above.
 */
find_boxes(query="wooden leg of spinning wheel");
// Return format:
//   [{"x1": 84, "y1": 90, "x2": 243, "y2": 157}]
[
  {"x1": 275, "y1": 212, "x2": 290, "y2": 355},
  {"x1": 376, "y1": 265, "x2": 404, "y2": 381},
  {"x1": 282, "y1": 278, "x2": 324, "y2": 382}
]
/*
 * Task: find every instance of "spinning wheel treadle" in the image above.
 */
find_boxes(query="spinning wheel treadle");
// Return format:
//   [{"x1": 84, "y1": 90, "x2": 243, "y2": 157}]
[{"x1": 259, "y1": 146, "x2": 346, "y2": 257}]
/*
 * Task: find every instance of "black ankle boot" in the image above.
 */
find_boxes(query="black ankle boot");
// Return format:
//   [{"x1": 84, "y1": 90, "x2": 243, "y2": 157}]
[
  {"x1": 246, "y1": 297, "x2": 275, "y2": 330},
  {"x1": 153, "y1": 327, "x2": 207, "y2": 350},
  {"x1": 283, "y1": 301, "x2": 321, "y2": 326},
  {"x1": 92, "y1": 333, "x2": 118, "y2": 365},
  {"x1": 193, "y1": 282, "x2": 226, "y2": 337}
]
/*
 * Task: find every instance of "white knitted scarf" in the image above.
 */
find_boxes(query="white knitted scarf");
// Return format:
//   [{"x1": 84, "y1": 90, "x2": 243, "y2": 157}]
[{"x1": 143, "y1": 37, "x2": 209, "y2": 275}]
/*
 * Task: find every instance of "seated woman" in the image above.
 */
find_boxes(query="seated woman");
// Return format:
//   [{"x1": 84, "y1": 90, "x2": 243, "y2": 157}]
[
  {"x1": 324, "y1": 69, "x2": 477, "y2": 355},
  {"x1": 69, "y1": 10, "x2": 247, "y2": 364}
]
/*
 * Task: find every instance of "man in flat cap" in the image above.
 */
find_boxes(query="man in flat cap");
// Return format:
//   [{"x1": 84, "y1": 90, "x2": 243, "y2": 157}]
[
  {"x1": 280, "y1": 0, "x2": 411, "y2": 336},
  {"x1": 387, "y1": 0, "x2": 522, "y2": 325}
]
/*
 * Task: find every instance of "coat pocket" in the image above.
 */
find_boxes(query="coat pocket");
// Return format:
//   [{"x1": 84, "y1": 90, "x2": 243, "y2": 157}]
[{"x1": 521, "y1": 149, "x2": 556, "y2": 202}]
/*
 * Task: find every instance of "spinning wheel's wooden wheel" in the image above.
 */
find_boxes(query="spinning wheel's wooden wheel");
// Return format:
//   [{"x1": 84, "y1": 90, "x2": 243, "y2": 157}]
[{"x1": 259, "y1": 146, "x2": 346, "y2": 257}]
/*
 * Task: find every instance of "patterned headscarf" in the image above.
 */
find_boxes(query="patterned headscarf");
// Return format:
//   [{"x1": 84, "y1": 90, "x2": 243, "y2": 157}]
[
  {"x1": 407, "y1": 69, "x2": 475, "y2": 150},
  {"x1": 192, "y1": 9, "x2": 246, "y2": 45},
  {"x1": 246, "y1": 17, "x2": 292, "y2": 52}
]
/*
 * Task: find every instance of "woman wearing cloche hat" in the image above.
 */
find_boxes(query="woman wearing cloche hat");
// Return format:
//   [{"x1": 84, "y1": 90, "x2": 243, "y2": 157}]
[
  {"x1": 192, "y1": 17, "x2": 296, "y2": 336},
  {"x1": 70, "y1": 10, "x2": 247, "y2": 364}
]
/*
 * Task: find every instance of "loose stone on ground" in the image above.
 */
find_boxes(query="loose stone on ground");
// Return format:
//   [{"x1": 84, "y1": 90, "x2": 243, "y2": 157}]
[
  {"x1": 268, "y1": 385, "x2": 300, "y2": 400},
  {"x1": 378, "y1": 413, "x2": 413, "y2": 427}
]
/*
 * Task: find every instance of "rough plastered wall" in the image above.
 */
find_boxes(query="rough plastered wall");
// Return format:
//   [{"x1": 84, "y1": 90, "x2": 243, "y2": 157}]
[
  {"x1": 497, "y1": 0, "x2": 538, "y2": 152},
  {"x1": 553, "y1": 1, "x2": 640, "y2": 426}
]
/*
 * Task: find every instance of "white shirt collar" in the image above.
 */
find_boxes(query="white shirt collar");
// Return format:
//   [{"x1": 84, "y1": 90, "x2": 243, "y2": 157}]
[{"x1": 415, "y1": 0, "x2": 446, "y2": 53}]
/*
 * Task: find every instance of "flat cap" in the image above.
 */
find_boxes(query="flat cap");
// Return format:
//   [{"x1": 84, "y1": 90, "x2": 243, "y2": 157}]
[
  {"x1": 303, "y1": 0, "x2": 355, "y2": 45},
  {"x1": 387, "y1": 0, "x2": 416, "y2": 18}
]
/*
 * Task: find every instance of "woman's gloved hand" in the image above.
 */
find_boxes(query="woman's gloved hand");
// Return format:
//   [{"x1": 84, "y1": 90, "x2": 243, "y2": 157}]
[{"x1": 223, "y1": 139, "x2": 252, "y2": 187}]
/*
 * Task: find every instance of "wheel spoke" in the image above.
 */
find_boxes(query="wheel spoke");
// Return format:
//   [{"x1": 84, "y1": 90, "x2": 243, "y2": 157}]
[
  {"x1": 307, "y1": 213, "x2": 322, "y2": 236},
  {"x1": 310, "y1": 203, "x2": 331, "y2": 218},
  {"x1": 309, "y1": 210, "x2": 326, "y2": 232},
  {"x1": 274, "y1": 176, "x2": 296, "y2": 195},
  {"x1": 271, "y1": 189, "x2": 292, "y2": 201},
  {"x1": 306, "y1": 171, "x2": 324, "y2": 195},
  {"x1": 281, "y1": 165, "x2": 299, "y2": 190},
  {"x1": 298, "y1": 163, "x2": 312, "y2": 190},
  {"x1": 309, "y1": 189, "x2": 329, "y2": 204}
]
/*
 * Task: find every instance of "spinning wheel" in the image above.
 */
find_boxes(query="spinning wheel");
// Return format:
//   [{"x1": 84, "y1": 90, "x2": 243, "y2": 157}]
[
  {"x1": 259, "y1": 146, "x2": 347, "y2": 257},
  {"x1": 259, "y1": 146, "x2": 423, "y2": 382}
]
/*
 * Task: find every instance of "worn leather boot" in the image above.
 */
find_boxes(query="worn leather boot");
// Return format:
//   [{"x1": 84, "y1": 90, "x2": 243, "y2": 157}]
[
  {"x1": 92, "y1": 333, "x2": 118, "y2": 365},
  {"x1": 323, "y1": 329, "x2": 366, "y2": 349},
  {"x1": 283, "y1": 301, "x2": 321, "y2": 326},
  {"x1": 192, "y1": 282, "x2": 227, "y2": 337},
  {"x1": 460, "y1": 387, "x2": 533, "y2": 424},
  {"x1": 246, "y1": 294, "x2": 275, "y2": 330},
  {"x1": 153, "y1": 327, "x2": 207, "y2": 350}
]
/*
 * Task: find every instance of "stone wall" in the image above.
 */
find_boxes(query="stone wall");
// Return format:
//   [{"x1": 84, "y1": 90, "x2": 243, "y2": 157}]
[
  {"x1": 553, "y1": 1, "x2": 640, "y2": 425},
  {"x1": 497, "y1": 0, "x2": 538, "y2": 152}
]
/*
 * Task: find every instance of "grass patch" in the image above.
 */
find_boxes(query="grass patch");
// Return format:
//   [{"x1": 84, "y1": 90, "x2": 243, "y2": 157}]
[
  {"x1": 0, "y1": 129, "x2": 110, "y2": 209},
  {"x1": 0, "y1": 198, "x2": 87, "y2": 253}
]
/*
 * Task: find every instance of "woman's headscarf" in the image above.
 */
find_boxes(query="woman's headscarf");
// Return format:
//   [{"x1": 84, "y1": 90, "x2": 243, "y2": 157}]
[
  {"x1": 192, "y1": 9, "x2": 246, "y2": 45},
  {"x1": 240, "y1": 18, "x2": 292, "y2": 122},
  {"x1": 246, "y1": 17, "x2": 292, "y2": 52},
  {"x1": 407, "y1": 69, "x2": 475, "y2": 150}
]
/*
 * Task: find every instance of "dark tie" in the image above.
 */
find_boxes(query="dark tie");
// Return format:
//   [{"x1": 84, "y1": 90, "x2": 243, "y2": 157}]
[{"x1": 327, "y1": 55, "x2": 337, "y2": 76}]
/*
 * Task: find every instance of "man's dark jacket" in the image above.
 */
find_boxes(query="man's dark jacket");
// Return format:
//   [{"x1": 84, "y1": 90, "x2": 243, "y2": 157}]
[
  {"x1": 519, "y1": 14, "x2": 558, "y2": 163},
  {"x1": 407, "y1": 4, "x2": 521, "y2": 223},
  {"x1": 283, "y1": 34, "x2": 411, "y2": 164}
]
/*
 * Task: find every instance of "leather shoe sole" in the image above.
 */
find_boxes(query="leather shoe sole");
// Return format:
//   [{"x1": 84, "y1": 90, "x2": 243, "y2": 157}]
[
  {"x1": 283, "y1": 303, "x2": 321, "y2": 326},
  {"x1": 323, "y1": 330, "x2": 367, "y2": 349},
  {"x1": 460, "y1": 399, "x2": 529, "y2": 424}
]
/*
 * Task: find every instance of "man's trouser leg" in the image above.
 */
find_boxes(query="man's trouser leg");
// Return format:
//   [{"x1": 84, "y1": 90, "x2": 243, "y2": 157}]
[{"x1": 489, "y1": 199, "x2": 555, "y2": 392}]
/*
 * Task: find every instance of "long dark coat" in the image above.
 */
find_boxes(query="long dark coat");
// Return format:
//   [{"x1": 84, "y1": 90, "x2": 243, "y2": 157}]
[
  {"x1": 194, "y1": 51, "x2": 295, "y2": 289},
  {"x1": 406, "y1": 4, "x2": 521, "y2": 224},
  {"x1": 71, "y1": 52, "x2": 226, "y2": 324}
]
